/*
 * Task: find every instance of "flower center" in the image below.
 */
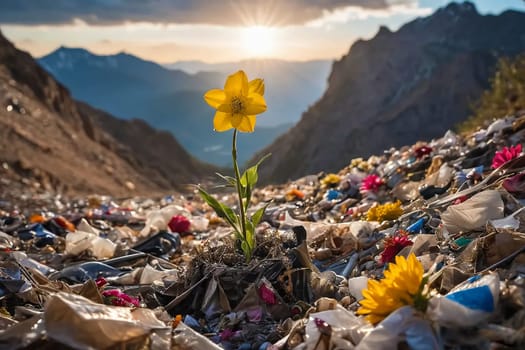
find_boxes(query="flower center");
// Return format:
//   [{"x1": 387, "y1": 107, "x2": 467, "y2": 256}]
[{"x1": 230, "y1": 96, "x2": 244, "y2": 114}]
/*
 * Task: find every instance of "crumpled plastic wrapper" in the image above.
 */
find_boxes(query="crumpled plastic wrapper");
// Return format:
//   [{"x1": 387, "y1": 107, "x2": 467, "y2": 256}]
[{"x1": 441, "y1": 190, "x2": 504, "y2": 234}]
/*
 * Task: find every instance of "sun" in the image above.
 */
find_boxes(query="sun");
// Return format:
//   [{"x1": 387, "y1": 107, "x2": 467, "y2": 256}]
[{"x1": 241, "y1": 26, "x2": 275, "y2": 57}]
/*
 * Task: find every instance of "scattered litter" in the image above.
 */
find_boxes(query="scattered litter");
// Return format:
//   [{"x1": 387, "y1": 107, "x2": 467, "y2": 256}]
[{"x1": 2, "y1": 114, "x2": 525, "y2": 349}]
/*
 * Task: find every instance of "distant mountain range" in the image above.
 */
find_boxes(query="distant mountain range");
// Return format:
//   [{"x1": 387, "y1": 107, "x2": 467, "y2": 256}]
[
  {"x1": 255, "y1": 1, "x2": 525, "y2": 184},
  {"x1": 38, "y1": 50, "x2": 331, "y2": 166},
  {"x1": 0, "y1": 30, "x2": 213, "y2": 198}
]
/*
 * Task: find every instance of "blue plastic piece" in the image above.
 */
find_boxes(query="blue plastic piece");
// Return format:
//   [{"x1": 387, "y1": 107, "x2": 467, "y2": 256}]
[
  {"x1": 406, "y1": 218, "x2": 425, "y2": 233},
  {"x1": 259, "y1": 342, "x2": 272, "y2": 350},
  {"x1": 446, "y1": 285, "x2": 494, "y2": 312},
  {"x1": 326, "y1": 189, "x2": 341, "y2": 201}
]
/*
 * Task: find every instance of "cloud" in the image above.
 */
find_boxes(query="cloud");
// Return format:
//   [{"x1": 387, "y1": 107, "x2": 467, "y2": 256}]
[
  {"x1": 0, "y1": 0, "x2": 418, "y2": 26},
  {"x1": 307, "y1": 1, "x2": 432, "y2": 27}
]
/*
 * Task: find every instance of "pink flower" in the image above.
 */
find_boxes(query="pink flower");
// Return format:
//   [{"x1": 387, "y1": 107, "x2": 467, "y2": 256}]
[
  {"x1": 220, "y1": 328, "x2": 235, "y2": 341},
  {"x1": 360, "y1": 174, "x2": 384, "y2": 193},
  {"x1": 246, "y1": 307, "x2": 263, "y2": 322},
  {"x1": 102, "y1": 289, "x2": 140, "y2": 307},
  {"x1": 492, "y1": 144, "x2": 522, "y2": 169},
  {"x1": 452, "y1": 195, "x2": 468, "y2": 205},
  {"x1": 168, "y1": 215, "x2": 191, "y2": 234},
  {"x1": 259, "y1": 283, "x2": 277, "y2": 305},
  {"x1": 380, "y1": 233, "x2": 413, "y2": 265}
]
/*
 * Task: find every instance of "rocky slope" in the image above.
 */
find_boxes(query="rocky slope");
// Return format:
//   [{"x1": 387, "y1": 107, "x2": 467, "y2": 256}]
[
  {"x1": 0, "y1": 30, "x2": 213, "y2": 200},
  {"x1": 256, "y1": 1, "x2": 525, "y2": 184}
]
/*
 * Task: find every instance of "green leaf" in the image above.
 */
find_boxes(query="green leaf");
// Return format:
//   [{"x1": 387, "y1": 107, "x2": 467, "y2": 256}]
[
  {"x1": 245, "y1": 220, "x2": 253, "y2": 242},
  {"x1": 251, "y1": 203, "x2": 269, "y2": 227},
  {"x1": 243, "y1": 183, "x2": 252, "y2": 212},
  {"x1": 198, "y1": 187, "x2": 238, "y2": 229},
  {"x1": 240, "y1": 153, "x2": 271, "y2": 188},
  {"x1": 215, "y1": 172, "x2": 237, "y2": 187},
  {"x1": 241, "y1": 241, "x2": 251, "y2": 261}
]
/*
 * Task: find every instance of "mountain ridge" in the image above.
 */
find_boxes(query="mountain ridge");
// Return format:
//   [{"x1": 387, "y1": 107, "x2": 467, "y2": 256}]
[
  {"x1": 0, "y1": 29, "x2": 213, "y2": 199},
  {"x1": 254, "y1": 1, "x2": 525, "y2": 184}
]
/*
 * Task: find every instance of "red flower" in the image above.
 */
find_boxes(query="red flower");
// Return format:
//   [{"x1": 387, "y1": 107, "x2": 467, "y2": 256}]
[
  {"x1": 380, "y1": 233, "x2": 413, "y2": 265},
  {"x1": 360, "y1": 174, "x2": 384, "y2": 193},
  {"x1": 102, "y1": 289, "x2": 140, "y2": 307},
  {"x1": 414, "y1": 145, "x2": 433, "y2": 159},
  {"x1": 492, "y1": 144, "x2": 522, "y2": 169},
  {"x1": 168, "y1": 215, "x2": 191, "y2": 234},
  {"x1": 95, "y1": 277, "x2": 108, "y2": 288},
  {"x1": 259, "y1": 283, "x2": 277, "y2": 305}
]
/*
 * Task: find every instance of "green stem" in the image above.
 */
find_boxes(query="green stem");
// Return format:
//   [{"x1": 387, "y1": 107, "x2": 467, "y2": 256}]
[{"x1": 232, "y1": 129, "x2": 247, "y2": 240}]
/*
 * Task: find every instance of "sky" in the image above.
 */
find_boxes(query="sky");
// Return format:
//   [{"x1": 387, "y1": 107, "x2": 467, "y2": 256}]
[{"x1": 0, "y1": 0, "x2": 524, "y2": 64}]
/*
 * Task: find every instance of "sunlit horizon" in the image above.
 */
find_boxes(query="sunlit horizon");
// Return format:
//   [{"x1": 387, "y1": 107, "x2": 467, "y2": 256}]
[{"x1": 1, "y1": 1, "x2": 524, "y2": 64}]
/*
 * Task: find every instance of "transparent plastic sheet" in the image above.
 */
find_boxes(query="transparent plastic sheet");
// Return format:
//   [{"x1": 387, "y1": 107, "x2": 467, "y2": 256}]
[
  {"x1": 356, "y1": 306, "x2": 440, "y2": 350},
  {"x1": 301, "y1": 305, "x2": 368, "y2": 350},
  {"x1": 0, "y1": 315, "x2": 45, "y2": 349},
  {"x1": 489, "y1": 207, "x2": 525, "y2": 230},
  {"x1": 424, "y1": 163, "x2": 454, "y2": 188},
  {"x1": 347, "y1": 276, "x2": 368, "y2": 301},
  {"x1": 173, "y1": 322, "x2": 223, "y2": 350},
  {"x1": 408, "y1": 234, "x2": 438, "y2": 256},
  {"x1": 11, "y1": 251, "x2": 56, "y2": 276},
  {"x1": 202, "y1": 273, "x2": 232, "y2": 319},
  {"x1": 139, "y1": 263, "x2": 179, "y2": 284},
  {"x1": 427, "y1": 273, "x2": 500, "y2": 328},
  {"x1": 44, "y1": 292, "x2": 168, "y2": 349},
  {"x1": 281, "y1": 212, "x2": 378, "y2": 241},
  {"x1": 140, "y1": 204, "x2": 191, "y2": 237},
  {"x1": 65, "y1": 218, "x2": 116, "y2": 258},
  {"x1": 441, "y1": 190, "x2": 504, "y2": 235}
]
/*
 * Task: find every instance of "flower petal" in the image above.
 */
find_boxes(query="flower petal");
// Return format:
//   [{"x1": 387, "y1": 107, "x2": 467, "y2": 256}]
[
  {"x1": 224, "y1": 70, "x2": 248, "y2": 95},
  {"x1": 245, "y1": 93, "x2": 267, "y2": 115},
  {"x1": 204, "y1": 89, "x2": 226, "y2": 109},
  {"x1": 213, "y1": 111, "x2": 233, "y2": 132},
  {"x1": 249, "y1": 78, "x2": 265, "y2": 96},
  {"x1": 231, "y1": 114, "x2": 256, "y2": 133}
]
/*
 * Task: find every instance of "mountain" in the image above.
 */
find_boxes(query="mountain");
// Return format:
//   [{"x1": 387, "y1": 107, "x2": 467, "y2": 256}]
[
  {"x1": 255, "y1": 1, "x2": 525, "y2": 184},
  {"x1": 38, "y1": 51, "x2": 331, "y2": 166},
  {"x1": 0, "y1": 30, "x2": 213, "y2": 200},
  {"x1": 38, "y1": 47, "x2": 222, "y2": 125}
]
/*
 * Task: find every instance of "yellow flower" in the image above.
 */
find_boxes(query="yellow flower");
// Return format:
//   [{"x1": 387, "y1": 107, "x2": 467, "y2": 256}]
[
  {"x1": 350, "y1": 157, "x2": 371, "y2": 172},
  {"x1": 203, "y1": 70, "x2": 267, "y2": 133},
  {"x1": 321, "y1": 173, "x2": 341, "y2": 187},
  {"x1": 383, "y1": 253, "x2": 424, "y2": 295},
  {"x1": 357, "y1": 253, "x2": 426, "y2": 324},
  {"x1": 366, "y1": 200, "x2": 403, "y2": 222},
  {"x1": 357, "y1": 279, "x2": 408, "y2": 324}
]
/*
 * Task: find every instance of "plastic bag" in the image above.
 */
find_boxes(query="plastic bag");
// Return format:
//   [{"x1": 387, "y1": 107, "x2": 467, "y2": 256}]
[
  {"x1": 65, "y1": 219, "x2": 116, "y2": 258},
  {"x1": 44, "y1": 292, "x2": 167, "y2": 349},
  {"x1": 427, "y1": 273, "x2": 500, "y2": 327},
  {"x1": 281, "y1": 212, "x2": 378, "y2": 241},
  {"x1": 441, "y1": 190, "x2": 504, "y2": 234},
  {"x1": 173, "y1": 322, "x2": 223, "y2": 349},
  {"x1": 302, "y1": 305, "x2": 367, "y2": 350},
  {"x1": 348, "y1": 276, "x2": 368, "y2": 301},
  {"x1": 356, "y1": 306, "x2": 440, "y2": 350},
  {"x1": 140, "y1": 204, "x2": 191, "y2": 237}
]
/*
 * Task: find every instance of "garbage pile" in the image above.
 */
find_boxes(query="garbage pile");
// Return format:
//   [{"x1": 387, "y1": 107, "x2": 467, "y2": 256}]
[{"x1": 2, "y1": 114, "x2": 525, "y2": 349}]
